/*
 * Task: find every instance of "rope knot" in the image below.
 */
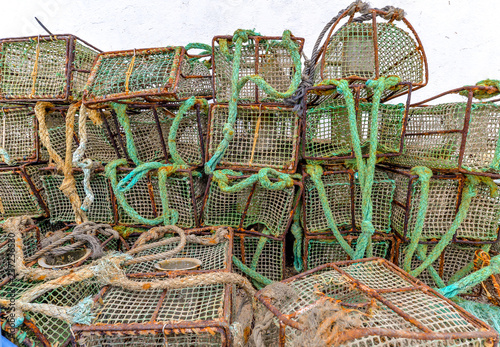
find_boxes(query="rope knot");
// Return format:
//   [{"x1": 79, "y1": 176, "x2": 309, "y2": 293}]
[
  {"x1": 258, "y1": 168, "x2": 294, "y2": 190},
  {"x1": 382, "y1": 6, "x2": 406, "y2": 21},
  {"x1": 410, "y1": 166, "x2": 433, "y2": 182},
  {"x1": 233, "y1": 29, "x2": 260, "y2": 43}
]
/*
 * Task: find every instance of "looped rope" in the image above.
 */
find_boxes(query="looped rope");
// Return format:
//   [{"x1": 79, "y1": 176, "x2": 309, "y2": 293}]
[
  {"x1": 459, "y1": 79, "x2": 500, "y2": 100},
  {"x1": 168, "y1": 97, "x2": 208, "y2": 165},
  {"x1": 35, "y1": 101, "x2": 87, "y2": 224},
  {"x1": 211, "y1": 167, "x2": 294, "y2": 194},
  {"x1": 105, "y1": 159, "x2": 188, "y2": 226},
  {"x1": 205, "y1": 29, "x2": 302, "y2": 174}
]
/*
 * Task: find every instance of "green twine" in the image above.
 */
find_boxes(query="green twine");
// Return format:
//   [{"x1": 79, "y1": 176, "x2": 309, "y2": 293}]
[
  {"x1": 453, "y1": 298, "x2": 500, "y2": 333},
  {"x1": 205, "y1": 29, "x2": 302, "y2": 174},
  {"x1": 232, "y1": 255, "x2": 273, "y2": 290},
  {"x1": 105, "y1": 159, "x2": 187, "y2": 226},
  {"x1": 459, "y1": 79, "x2": 500, "y2": 100},
  {"x1": 110, "y1": 102, "x2": 142, "y2": 166},
  {"x1": 403, "y1": 166, "x2": 433, "y2": 273},
  {"x1": 168, "y1": 97, "x2": 208, "y2": 166},
  {"x1": 291, "y1": 201, "x2": 303, "y2": 272},
  {"x1": 66, "y1": 296, "x2": 95, "y2": 325}
]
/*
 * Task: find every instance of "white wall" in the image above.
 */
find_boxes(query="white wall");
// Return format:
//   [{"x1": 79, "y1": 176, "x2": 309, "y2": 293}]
[{"x1": 1, "y1": 0, "x2": 499, "y2": 104}]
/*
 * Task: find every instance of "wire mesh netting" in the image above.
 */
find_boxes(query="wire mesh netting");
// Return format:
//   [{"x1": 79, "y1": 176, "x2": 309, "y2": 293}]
[
  {"x1": 73, "y1": 283, "x2": 228, "y2": 346},
  {"x1": 304, "y1": 94, "x2": 406, "y2": 162},
  {"x1": 208, "y1": 104, "x2": 300, "y2": 171},
  {"x1": 318, "y1": 17, "x2": 426, "y2": 100},
  {"x1": 212, "y1": 35, "x2": 304, "y2": 103},
  {"x1": 0, "y1": 35, "x2": 99, "y2": 102},
  {"x1": 304, "y1": 168, "x2": 394, "y2": 234},
  {"x1": 305, "y1": 234, "x2": 393, "y2": 270},
  {"x1": 233, "y1": 233, "x2": 284, "y2": 282},
  {"x1": 125, "y1": 229, "x2": 231, "y2": 275},
  {"x1": 388, "y1": 101, "x2": 500, "y2": 174},
  {"x1": 116, "y1": 170, "x2": 205, "y2": 228},
  {"x1": 202, "y1": 175, "x2": 297, "y2": 237},
  {"x1": 83, "y1": 47, "x2": 211, "y2": 106},
  {"x1": 255, "y1": 259, "x2": 496, "y2": 346},
  {"x1": 397, "y1": 242, "x2": 480, "y2": 292},
  {"x1": 0, "y1": 165, "x2": 47, "y2": 221},
  {"x1": 385, "y1": 167, "x2": 500, "y2": 242},
  {"x1": 41, "y1": 172, "x2": 114, "y2": 223}
]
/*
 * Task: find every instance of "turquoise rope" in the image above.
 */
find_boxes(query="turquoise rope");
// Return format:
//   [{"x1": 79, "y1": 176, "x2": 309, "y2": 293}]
[
  {"x1": 110, "y1": 102, "x2": 142, "y2": 166},
  {"x1": 212, "y1": 167, "x2": 294, "y2": 193},
  {"x1": 291, "y1": 201, "x2": 303, "y2": 272},
  {"x1": 205, "y1": 29, "x2": 302, "y2": 174},
  {"x1": 232, "y1": 255, "x2": 273, "y2": 289}
]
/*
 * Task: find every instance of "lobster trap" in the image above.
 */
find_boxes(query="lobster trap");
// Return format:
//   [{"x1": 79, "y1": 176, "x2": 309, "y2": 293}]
[
  {"x1": 381, "y1": 165, "x2": 500, "y2": 243},
  {"x1": 0, "y1": 35, "x2": 100, "y2": 102},
  {"x1": 107, "y1": 104, "x2": 207, "y2": 166},
  {"x1": 72, "y1": 282, "x2": 232, "y2": 346},
  {"x1": 124, "y1": 226, "x2": 233, "y2": 278},
  {"x1": 254, "y1": 258, "x2": 498, "y2": 346},
  {"x1": 110, "y1": 166, "x2": 205, "y2": 228},
  {"x1": 0, "y1": 275, "x2": 101, "y2": 347},
  {"x1": 313, "y1": 5, "x2": 427, "y2": 101},
  {"x1": 207, "y1": 103, "x2": 300, "y2": 172},
  {"x1": 212, "y1": 33, "x2": 304, "y2": 103},
  {"x1": 201, "y1": 171, "x2": 302, "y2": 237},
  {"x1": 83, "y1": 46, "x2": 212, "y2": 107},
  {"x1": 303, "y1": 84, "x2": 409, "y2": 163},
  {"x1": 0, "y1": 164, "x2": 48, "y2": 221},
  {"x1": 304, "y1": 233, "x2": 395, "y2": 270},
  {"x1": 40, "y1": 169, "x2": 114, "y2": 224},
  {"x1": 303, "y1": 166, "x2": 394, "y2": 234},
  {"x1": 388, "y1": 85, "x2": 500, "y2": 176}
]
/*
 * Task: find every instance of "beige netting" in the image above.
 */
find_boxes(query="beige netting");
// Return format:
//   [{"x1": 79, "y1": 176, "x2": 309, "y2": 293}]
[
  {"x1": 213, "y1": 35, "x2": 304, "y2": 103},
  {"x1": 254, "y1": 259, "x2": 495, "y2": 346},
  {"x1": 0, "y1": 165, "x2": 47, "y2": 221},
  {"x1": 202, "y1": 175, "x2": 297, "y2": 237},
  {"x1": 386, "y1": 168, "x2": 500, "y2": 242},
  {"x1": 0, "y1": 225, "x2": 39, "y2": 284},
  {"x1": 83, "y1": 47, "x2": 211, "y2": 106},
  {"x1": 388, "y1": 102, "x2": 500, "y2": 173},
  {"x1": 304, "y1": 95, "x2": 406, "y2": 161},
  {"x1": 304, "y1": 169, "x2": 394, "y2": 234},
  {"x1": 0, "y1": 35, "x2": 98, "y2": 101},
  {"x1": 208, "y1": 104, "x2": 300, "y2": 171}
]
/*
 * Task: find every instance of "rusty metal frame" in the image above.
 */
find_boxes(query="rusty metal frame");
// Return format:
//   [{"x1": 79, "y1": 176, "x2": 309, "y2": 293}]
[
  {"x1": 303, "y1": 232, "x2": 396, "y2": 270},
  {"x1": 315, "y1": 7, "x2": 428, "y2": 102},
  {"x1": 83, "y1": 47, "x2": 212, "y2": 108},
  {"x1": 199, "y1": 172, "x2": 303, "y2": 240},
  {"x1": 378, "y1": 164, "x2": 500, "y2": 245},
  {"x1": 302, "y1": 82, "x2": 411, "y2": 164},
  {"x1": 205, "y1": 102, "x2": 301, "y2": 173},
  {"x1": 211, "y1": 34, "x2": 305, "y2": 104},
  {"x1": 255, "y1": 258, "x2": 499, "y2": 346},
  {"x1": 0, "y1": 34, "x2": 101, "y2": 103},
  {"x1": 390, "y1": 85, "x2": 500, "y2": 178}
]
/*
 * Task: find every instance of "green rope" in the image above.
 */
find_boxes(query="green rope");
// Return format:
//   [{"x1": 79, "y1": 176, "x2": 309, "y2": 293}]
[
  {"x1": 205, "y1": 29, "x2": 302, "y2": 174},
  {"x1": 459, "y1": 79, "x2": 500, "y2": 100},
  {"x1": 306, "y1": 164, "x2": 355, "y2": 258},
  {"x1": 105, "y1": 159, "x2": 187, "y2": 226},
  {"x1": 453, "y1": 297, "x2": 500, "y2": 333},
  {"x1": 402, "y1": 166, "x2": 433, "y2": 272},
  {"x1": 212, "y1": 167, "x2": 294, "y2": 193},
  {"x1": 291, "y1": 201, "x2": 303, "y2": 272},
  {"x1": 232, "y1": 255, "x2": 273, "y2": 289},
  {"x1": 168, "y1": 97, "x2": 208, "y2": 166},
  {"x1": 185, "y1": 42, "x2": 212, "y2": 55},
  {"x1": 409, "y1": 175, "x2": 479, "y2": 278},
  {"x1": 448, "y1": 244, "x2": 492, "y2": 285},
  {"x1": 439, "y1": 253, "x2": 500, "y2": 298},
  {"x1": 414, "y1": 244, "x2": 446, "y2": 288},
  {"x1": 250, "y1": 231, "x2": 271, "y2": 288},
  {"x1": 110, "y1": 102, "x2": 142, "y2": 166}
]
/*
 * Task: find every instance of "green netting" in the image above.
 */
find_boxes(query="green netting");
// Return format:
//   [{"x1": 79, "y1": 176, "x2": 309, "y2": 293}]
[
  {"x1": 306, "y1": 236, "x2": 391, "y2": 270},
  {"x1": 41, "y1": 172, "x2": 114, "y2": 223},
  {"x1": 0, "y1": 165, "x2": 46, "y2": 221},
  {"x1": 202, "y1": 175, "x2": 296, "y2": 237},
  {"x1": 84, "y1": 47, "x2": 211, "y2": 105},
  {"x1": 0, "y1": 36, "x2": 98, "y2": 101},
  {"x1": 213, "y1": 35, "x2": 303, "y2": 103},
  {"x1": 387, "y1": 169, "x2": 500, "y2": 242},
  {"x1": 319, "y1": 22, "x2": 425, "y2": 99},
  {"x1": 304, "y1": 169, "x2": 394, "y2": 234},
  {"x1": 388, "y1": 102, "x2": 500, "y2": 173},
  {"x1": 255, "y1": 260, "x2": 493, "y2": 346},
  {"x1": 116, "y1": 171, "x2": 204, "y2": 228},
  {"x1": 305, "y1": 97, "x2": 405, "y2": 161},
  {"x1": 232, "y1": 233, "x2": 284, "y2": 282},
  {"x1": 208, "y1": 104, "x2": 299, "y2": 170}
]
